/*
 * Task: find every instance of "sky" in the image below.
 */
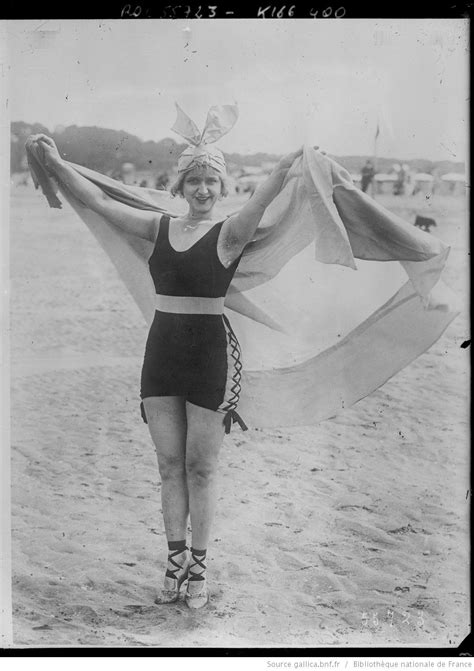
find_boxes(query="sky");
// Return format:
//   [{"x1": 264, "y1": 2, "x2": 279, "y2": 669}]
[{"x1": 3, "y1": 18, "x2": 469, "y2": 161}]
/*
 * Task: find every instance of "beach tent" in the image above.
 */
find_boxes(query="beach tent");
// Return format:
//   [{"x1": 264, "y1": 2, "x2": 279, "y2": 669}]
[
  {"x1": 439, "y1": 173, "x2": 467, "y2": 197},
  {"x1": 374, "y1": 173, "x2": 397, "y2": 195},
  {"x1": 413, "y1": 173, "x2": 434, "y2": 196}
]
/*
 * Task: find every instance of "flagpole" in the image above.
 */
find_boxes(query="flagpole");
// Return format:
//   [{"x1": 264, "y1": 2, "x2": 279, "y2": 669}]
[{"x1": 372, "y1": 121, "x2": 380, "y2": 199}]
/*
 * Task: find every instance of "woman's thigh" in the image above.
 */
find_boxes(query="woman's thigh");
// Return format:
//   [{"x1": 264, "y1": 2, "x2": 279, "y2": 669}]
[
  {"x1": 142, "y1": 396, "x2": 187, "y2": 465},
  {"x1": 185, "y1": 402, "x2": 226, "y2": 469}
]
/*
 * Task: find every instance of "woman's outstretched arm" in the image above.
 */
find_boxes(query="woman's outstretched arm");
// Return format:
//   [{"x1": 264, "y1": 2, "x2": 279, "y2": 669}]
[
  {"x1": 219, "y1": 147, "x2": 304, "y2": 264},
  {"x1": 31, "y1": 134, "x2": 158, "y2": 242}
]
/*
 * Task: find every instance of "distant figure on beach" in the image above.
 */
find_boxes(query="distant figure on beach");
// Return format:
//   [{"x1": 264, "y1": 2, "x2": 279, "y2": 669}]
[
  {"x1": 393, "y1": 164, "x2": 407, "y2": 196},
  {"x1": 120, "y1": 162, "x2": 138, "y2": 186},
  {"x1": 155, "y1": 171, "x2": 170, "y2": 190},
  {"x1": 361, "y1": 160, "x2": 375, "y2": 193},
  {"x1": 402, "y1": 164, "x2": 414, "y2": 196}
]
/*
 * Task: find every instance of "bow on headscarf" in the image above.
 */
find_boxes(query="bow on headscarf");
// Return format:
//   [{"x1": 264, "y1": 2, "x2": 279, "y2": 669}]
[{"x1": 171, "y1": 102, "x2": 239, "y2": 175}]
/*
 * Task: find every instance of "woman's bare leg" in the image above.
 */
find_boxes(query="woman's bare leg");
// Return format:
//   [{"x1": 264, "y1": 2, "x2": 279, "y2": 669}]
[
  {"x1": 185, "y1": 402, "x2": 226, "y2": 551},
  {"x1": 184, "y1": 401, "x2": 225, "y2": 607},
  {"x1": 142, "y1": 396, "x2": 188, "y2": 541}
]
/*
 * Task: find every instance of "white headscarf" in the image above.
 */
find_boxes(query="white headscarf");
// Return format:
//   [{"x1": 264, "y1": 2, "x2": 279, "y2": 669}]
[{"x1": 171, "y1": 102, "x2": 239, "y2": 175}]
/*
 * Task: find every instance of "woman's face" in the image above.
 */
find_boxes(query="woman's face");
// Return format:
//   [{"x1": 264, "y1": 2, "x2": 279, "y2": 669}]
[{"x1": 182, "y1": 166, "x2": 223, "y2": 214}]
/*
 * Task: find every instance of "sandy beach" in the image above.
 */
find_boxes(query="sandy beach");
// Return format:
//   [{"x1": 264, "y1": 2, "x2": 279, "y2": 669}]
[{"x1": 8, "y1": 183, "x2": 469, "y2": 648}]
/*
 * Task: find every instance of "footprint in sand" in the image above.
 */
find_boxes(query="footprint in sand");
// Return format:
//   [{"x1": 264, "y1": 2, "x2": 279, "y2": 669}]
[
  {"x1": 387, "y1": 523, "x2": 417, "y2": 535},
  {"x1": 58, "y1": 604, "x2": 101, "y2": 624},
  {"x1": 121, "y1": 605, "x2": 159, "y2": 615},
  {"x1": 337, "y1": 505, "x2": 375, "y2": 512},
  {"x1": 32, "y1": 624, "x2": 52, "y2": 631}
]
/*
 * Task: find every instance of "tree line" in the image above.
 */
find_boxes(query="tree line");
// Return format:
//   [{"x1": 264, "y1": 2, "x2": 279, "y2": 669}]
[
  {"x1": 11, "y1": 121, "x2": 464, "y2": 177},
  {"x1": 11, "y1": 121, "x2": 188, "y2": 175}
]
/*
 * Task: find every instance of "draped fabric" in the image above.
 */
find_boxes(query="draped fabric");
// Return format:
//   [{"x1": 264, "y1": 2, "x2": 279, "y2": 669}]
[{"x1": 25, "y1": 140, "x2": 459, "y2": 428}]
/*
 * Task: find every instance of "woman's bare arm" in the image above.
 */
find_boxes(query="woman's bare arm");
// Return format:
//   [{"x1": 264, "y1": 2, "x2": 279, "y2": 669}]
[
  {"x1": 219, "y1": 147, "x2": 303, "y2": 265},
  {"x1": 32, "y1": 134, "x2": 158, "y2": 242}
]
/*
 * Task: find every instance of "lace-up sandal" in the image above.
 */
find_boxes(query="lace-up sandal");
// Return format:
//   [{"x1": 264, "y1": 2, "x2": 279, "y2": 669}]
[
  {"x1": 185, "y1": 547, "x2": 209, "y2": 609},
  {"x1": 154, "y1": 544, "x2": 189, "y2": 604}
]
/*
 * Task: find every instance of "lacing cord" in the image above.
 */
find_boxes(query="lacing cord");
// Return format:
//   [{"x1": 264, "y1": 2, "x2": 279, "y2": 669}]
[
  {"x1": 165, "y1": 547, "x2": 188, "y2": 580},
  {"x1": 224, "y1": 409, "x2": 248, "y2": 434}
]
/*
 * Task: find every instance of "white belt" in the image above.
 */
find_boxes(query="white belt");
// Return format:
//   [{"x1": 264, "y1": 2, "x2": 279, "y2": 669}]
[{"x1": 155, "y1": 294, "x2": 225, "y2": 315}]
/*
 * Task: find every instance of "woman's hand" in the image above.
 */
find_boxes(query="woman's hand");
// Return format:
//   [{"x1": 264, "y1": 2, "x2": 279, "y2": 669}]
[
  {"x1": 276, "y1": 147, "x2": 304, "y2": 172},
  {"x1": 32, "y1": 134, "x2": 63, "y2": 170},
  {"x1": 275, "y1": 145, "x2": 327, "y2": 173}
]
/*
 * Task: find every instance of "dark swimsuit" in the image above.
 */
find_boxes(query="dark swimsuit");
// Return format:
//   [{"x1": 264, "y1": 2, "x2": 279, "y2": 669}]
[{"x1": 140, "y1": 215, "x2": 247, "y2": 433}]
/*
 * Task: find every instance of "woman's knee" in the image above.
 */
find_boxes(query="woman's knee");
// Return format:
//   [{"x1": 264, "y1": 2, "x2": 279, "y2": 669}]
[
  {"x1": 157, "y1": 453, "x2": 186, "y2": 481},
  {"x1": 185, "y1": 453, "x2": 218, "y2": 485}
]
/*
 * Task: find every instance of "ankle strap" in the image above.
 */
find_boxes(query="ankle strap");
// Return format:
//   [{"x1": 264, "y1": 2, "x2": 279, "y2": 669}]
[
  {"x1": 189, "y1": 551, "x2": 206, "y2": 581},
  {"x1": 165, "y1": 546, "x2": 188, "y2": 580}
]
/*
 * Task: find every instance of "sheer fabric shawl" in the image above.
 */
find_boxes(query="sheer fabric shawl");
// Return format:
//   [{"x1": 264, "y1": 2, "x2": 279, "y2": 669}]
[{"x1": 26, "y1": 141, "x2": 459, "y2": 427}]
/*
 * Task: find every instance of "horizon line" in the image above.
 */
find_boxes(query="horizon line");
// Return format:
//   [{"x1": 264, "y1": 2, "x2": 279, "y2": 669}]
[{"x1": 10, "y1": 120, "x2": 466, "y2": 166}]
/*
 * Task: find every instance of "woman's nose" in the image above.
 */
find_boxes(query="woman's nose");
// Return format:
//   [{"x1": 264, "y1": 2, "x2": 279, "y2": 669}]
[{"x1": 197, "y1": 182, "x2": 208, "y2": 194}]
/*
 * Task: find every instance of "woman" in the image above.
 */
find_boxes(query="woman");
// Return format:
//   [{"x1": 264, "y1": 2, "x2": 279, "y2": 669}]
[
  {"x1": 31, "y1": 120, "x2": 302, "y2": 610},
  {"x1": 27, "y1": 103, "x2": 457, "y2": 613}
]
